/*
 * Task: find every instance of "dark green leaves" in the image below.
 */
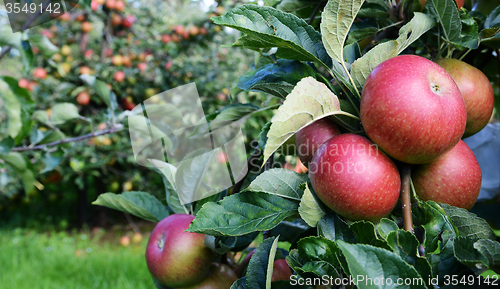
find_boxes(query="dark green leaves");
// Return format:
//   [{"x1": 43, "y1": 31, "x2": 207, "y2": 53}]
[
  {"x1": 440, "y1": 204, "x2": 495, "y2": 240},
  {"x1": 287, "y1": 237, "x2": 342, "y2": 278},
  {"x1": 93, "y1": 191, "x2": 170, "y2": 222},
  {"x1": 424, "y1": 0, "x2": 461, "y2": 42},
  {"x1": 243, "y1": 236, "x2": 280, "y2": 289},
  {"x1": 212, "y1": 5, "x2": 332, "y2": 70},
  {"x1": 188, "y1": 192, "x2": 298, "y2": 236}
]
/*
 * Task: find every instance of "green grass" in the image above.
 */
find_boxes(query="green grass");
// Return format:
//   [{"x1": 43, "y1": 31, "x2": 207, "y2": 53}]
[{"x1": 0, "y1": 228, "x2": 155, "y2": 289}]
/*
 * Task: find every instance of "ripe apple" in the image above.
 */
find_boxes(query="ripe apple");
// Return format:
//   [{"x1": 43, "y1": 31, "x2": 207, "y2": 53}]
[
  {"x1": 91, "y1": 0, "x2": 99, "y2": 11},
  {"x1": 180, "y1": 263, "x2": 237, "y2": 289},
  {"x1": 146, "y1": 214, "x2": 214, "y2": 287},
  {"x1": 161, "y1": 34, "x2": 171, "y2": 44},
  {"x1": 435, "y1": 58, "x2": 494, "y2": 138},
  {"x1": 111, "y1": 13, "x2": 122, "y2": 26},
  {"x1": 122, "y1": 96, "x2": 135, "y2": 110},
  {"x1": 295, "y1": 118, "x2": 341, "y2": 167},
  {"x1": 182, "y1": 31, "x2": 190, "y2": 40},
  {"x1": 199, "y1": 27, "x2": 208, "y2": 35},
  {"x1": 189, "y1": 26, "x2": 200, "y2": 36},
  {"x1": 41, "y1": 29, "x2": 54, "y2": 39},
  {"x1": 105, "y1": 0, "x2": 116, "y2": 9},
  {"x1": 122, "y1": 15, "x2": 135, "y2": 28},
  {"x1": 115, "y1": 0, "x2": 125, "y2": 11},
  {"x1": 360, "y1": 55, "x2": 466, "y2": 164},
  {"x1": 77, "y1": 91, "x2": 91, "y2": 106},
  {"x1": 165, "y1": 61, "x2": 173, "y2": 70},
  {"x1": 33, "y1": 67, "x2": 47, "y2": 79},
  {"x1": 271, "y1": 259, "x2": 292, "y2": 282},
  {"x1": 309, "y1": 133, "x2": 401, "y2": 222},
  {"x1": 171, "y1": 34, "x2": 180, "y2": 42},
  {"x1": 174, "y1": 25, "x2": 185, "y2": 35},
  {"x1": 111, "y1": 55, "x2": 123, "y2": 66},
  {"x1": 79, "y1": 66, "x2": 92, "y2": 75},
  {"x1": 122, "y1": 55, "x2": 132, "y2": 67},
  {"x1": 114, "y1": 71, "x2": 126, "y2": 82},
  {"x1": 137, "y1": 62, "x2": 147, "y2": 73},
  {"x1": 18, "y1": 78, "x2": 29, "y2": 89},
  {"x1": 412, "y1": 140, "x2": 482, "y2": 210},
  {"x1": 84, "y1": 49, "x2": 93, "y2": 59},
  {"x1": 81, "y1": 22, "x2": 93, "y2": 32}
]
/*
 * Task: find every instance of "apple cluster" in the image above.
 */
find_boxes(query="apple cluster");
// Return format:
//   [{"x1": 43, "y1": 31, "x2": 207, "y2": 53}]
[{"x1": 299, "y1": 55, "x2": 493, "y2": 221}]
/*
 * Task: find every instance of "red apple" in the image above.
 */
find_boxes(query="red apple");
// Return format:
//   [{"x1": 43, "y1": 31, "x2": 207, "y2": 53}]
[
  {"x1": 435, "y1": 58, "x2": 494, "y2": 138},
  {"x1": 18, "y1": 78, "x2": 29, "y2": 89},
  {"x1": 111, "y1": 13, "x2": 122, "y2": 26},
  {"x1": 360, "y1": 55, "x2": 466, "y2": 164},
  {"x1": 309, "y1": 134, "x2": 400, "y2": 222},
  {"x1": 295, "y1": 118, "x2": 341, "y2": 167},
  {"x1": 180, "y1": 263, "x2": 238, "y2": 289},
  {"x1": 122, "y1": 96, "x2": 135, "y2": 110},
  {"x1": 174, "y1": 25, "x2": 185, "y2": 35},
  {"x1": 114, "y1": 0, "x2": 125, "y2": 11},
  {"x1": 33, "y1": 67, "x2": 47, "y2": 79},
  {"x1": 77, "y1": 91, "x2": 91, "y2": 106},
  {"x1": 161, "y1": 34, "x2": 171, "y2": 44},
  {"x1": 105, "y1": 0, "x2": 116, "y2": 9},
  {"x1": 84, "y1": 49, "x2": 93, "y2": 59},
  {"x1": 412, "y1": 140, "x2": 482, "y2": 210},
  {"x1": 91, "y1": 0, "x2": 99, "y2": 11},
  {"x1": 271, "y1": 259, "x2": 292, "y2": 282},
  {"x1": 122, "y1": 15, "x2": 135, "y2": 28},
  {"x1": 165, "y1": 61, "x2": 173, "y2": 70},
  {"x1": 114, "y1": 71, "x2": 125, "y2": 82},
  {"x1": 146, "y1": 214, "x2": 214, "y2": 288},
  {"x1": 79, "y1": 66, "x2": 93, "y2": 75},
  {"x1": 137, "y1": 62, "x2": 147, "y2": 73},
  {"x1": 59, "y1": 12, "x2": 71, "y2": 21}
]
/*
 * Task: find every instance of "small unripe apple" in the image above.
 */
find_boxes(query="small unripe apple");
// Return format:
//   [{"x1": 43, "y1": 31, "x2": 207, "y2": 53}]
[
  {"x1": 33, "y1": 67, "x2": 47, "y2": 79},
  {"x1": 309, "y1": 134, "x2": 401, "y2": 222},
  {"x1": 295, "y1": 118, "x2": 341, "y2": 167},
  {"x1": 120, "y1": 235, "x2": 131, "y2": 247},
  {"x1": 114, "y1": 71, "x2": 126, "y2": 82},
  {"x1": 412, "y1": 140, "x2": 482, "y2": 210},
  {"x1": 361, "y1": 55, "x2": 466, "y2": 164},
  {"x1": 81, "y1": 22, "x2": 93, "y2": 32},
  {"x1": 61, "y1": 62, "x2": 71, "y2": 74},
  {"x1": 77, "y1": 91, "x2": 91, "y2": 106},
  {"x1": 436, "y1": 58, "x2": 495, "y2": 138},
  {"x1": 146, "y1": 214, "x2": 214, "y2": 288},
  {"x1": 271, "y1": 259, "x2": 292, "y2": 282},
  {"x1": 61, "y1": 45, "x2": 71, "y2": 56},
  {"x1": 132, "y1": 232, "x2": 143, "y2": 244},
  {"x1": 179, "y1": 263, "x2": 237, "y2": 289},
  {"x1": 52, "y1": 53, "x2": 62, "y2": 62}
]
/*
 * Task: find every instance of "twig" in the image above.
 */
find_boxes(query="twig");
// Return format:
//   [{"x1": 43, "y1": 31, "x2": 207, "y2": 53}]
[
  {"x1": 400, "y1": 165, "x2": 413, "y2": 232},
  {"x1": 124, "y1": 212, "x2": 141, "y2": 233},
  {"x1": 11, "y1": 124, "x2": 124, "y2": 152},
  {"x1": 308, "y1": 1, "x2": 324, "y2": 25}
]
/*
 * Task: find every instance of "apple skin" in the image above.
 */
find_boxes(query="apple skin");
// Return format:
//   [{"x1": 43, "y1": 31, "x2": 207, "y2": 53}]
[
  {"x1": 271, "y1": 259, "x2": 292, "y2": 282},
  {"x1": 309, "y1": 133, "x2": 401, "y2": 222},
  {"x1": 295, "y1": 118, "x2": 341, "y2": 167},
  {"x1": 146, "y1": 214, "x2": 214, "y2": 288},
  {"x1": 178, "y1": 263, "x2": 238, "y2": 289},
  {"x1": 360, "y1": 55, "x2": 467, "y2": 164},
  {"x1": 435, "y1": 58, "x2": 494, "y2": 138},
  {"x1": 412, "y1": 140, "x2": 482, "y2": 210}
]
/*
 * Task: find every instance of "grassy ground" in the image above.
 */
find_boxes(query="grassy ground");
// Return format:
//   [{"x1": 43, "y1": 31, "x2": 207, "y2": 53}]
[{"x1": 0, "y1": 228, "x2": 155, "y2": 289}]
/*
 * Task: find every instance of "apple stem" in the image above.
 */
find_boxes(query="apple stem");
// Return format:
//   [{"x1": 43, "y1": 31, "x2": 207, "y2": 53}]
[{"x1": 401, "y1": 165, "x2": 414, "y2": 233}]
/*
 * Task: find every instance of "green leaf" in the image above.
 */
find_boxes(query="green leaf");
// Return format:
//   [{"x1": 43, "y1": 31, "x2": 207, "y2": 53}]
[
  {"x1": 210, "y1": 103, "x2": 260, "y2": 131},
  {"x1": 187, "y1": 191, "x2": 298, "y2": 236},
  {"x1": 320, "y1": 0, "x2": 365, "y2": 65},
  {"x1": 237, "y1": 59, "x2": 317, "y2": 99},
  {"x1": 0, "y1": 152, "x2": 35, "y2": 195},
  {"x1": 427, "y1": 230, "x2": 465, "y2": 282},
  {"x1": 346, "y1": 20, "x2": 379, "y2": 46},
  {"x1": 337, "y1": 240, "x2": 427, "y2": 289},
  {"x1": 263, "y1": 77, "x2": 350, "y2": 165},
  {"x1": 258, "y1": 121, "x2": 271, "y2": 152},
  {"x1": 286, "y1": 236, "x2": 342, "y2": 278},
  {"x1": 245, "y1": 236, "x2": 279, "y2": 289},
  {"x1": 80, "y1": 75, "x2": 114, "y2": 109},
  {"x1": 424, "y1": 0, "x2": 461, "y2": 42},
  {"x1": 414, "y1": 201, "x2": 457, "y2": 253},
  {"x1": 231, "y1": 278, "x2": 246, "y2": 289},
  {"x1": 212, "y1": 5, "x2": 332, "y2": 70},
  {"x1": 350, "y1": 12, "x2": 435, "y2": 88},
  {"x1": 243, "y1": 168, "x2": 308, "y2": 201},
  {"x1": 50, "y1": 103, "x2": 81, "y2": 125},
  {"x1": 28, "y1": 35, "x2": 58, "y2": 58},
  {"x1": 454, "y1": 236, "x2": 489, "y2": 269},
  {"x1": 484, "y1": 6, "x2": 500, "y2": 29},
  {"x1": 474, "y1": 239, "x2": 500, "y2": 273},
  {"x1": 0, "y1": 78, "x2": 22, "y2": 139},
  {"x1": 149, "y1": 160, "x2": 185, "y2": 214},
  {"x1": 440, "y1": 203, "x2": 495, "y2": 240},
  {"x1": 377, "y1": 218, "x2": 399, "y2": 240},
  {"x1": 39, "y1": 148, "x2": 65, "y2": 174},
  {"x1": 0, "y1": 137, "x2": 14, "y2": 154},
  {"x1": 454, "y1": 9, "x2": 480, "y2": 49},
  {"x1": 317, "y1": 212, "x2": 355, "y2": 242},
  {"x1": 205, "y1": 232, "x2": 259, "y2": 255},
  {"x1": 350, "y1": 221, "x2": 392, "y2": 250},
  {"x1": 92, "y1": 191, "x2": 170, "y2": 223},
  {"x1": 298, "y1": 183, "x2": 325, "y2": 227},
  {"x1": 268, "y1": 219, "x2": 310, "y2": 244},
  {"x1": 387, "y1": 230, "x2": 433, "y2": 283}
]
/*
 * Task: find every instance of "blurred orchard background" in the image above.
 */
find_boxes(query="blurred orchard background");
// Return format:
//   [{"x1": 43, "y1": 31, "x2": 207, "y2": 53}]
[{"x1": 0, "y1": 0, "x2": 271, "y2": 287}]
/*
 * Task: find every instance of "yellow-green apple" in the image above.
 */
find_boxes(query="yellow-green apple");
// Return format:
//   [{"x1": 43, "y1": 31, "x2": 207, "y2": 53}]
[
  {"x1": 271, "y1": 259, "x2": 292, "y2": 282},
  {"x1": 412, "y1": 140, "x2": 482, "y2": 210},
  {"x1": 146, "y1": 214, "x2": 214, "y2": 287},
  {"x1": 435, "y1": 58, "x2": 494, "y2": 138},
  {"x1": 295, "y1": 118, "x2": 341, "y2": 167},
  {"x1": 309, "y1": 133, "x2": 400, "y2": 222},
  {"x1": 179, "y1": 263, "x2": 237, "y2": 289},
  {"x1": 61, "y1": 45, "x2": 71, "y2": 56},
  {"x1": 111, "y1": 55, "x2": 123, "y2": 66},
  {"x1": 360, "y1": 55, "x2": 466, "y2": 164}
]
